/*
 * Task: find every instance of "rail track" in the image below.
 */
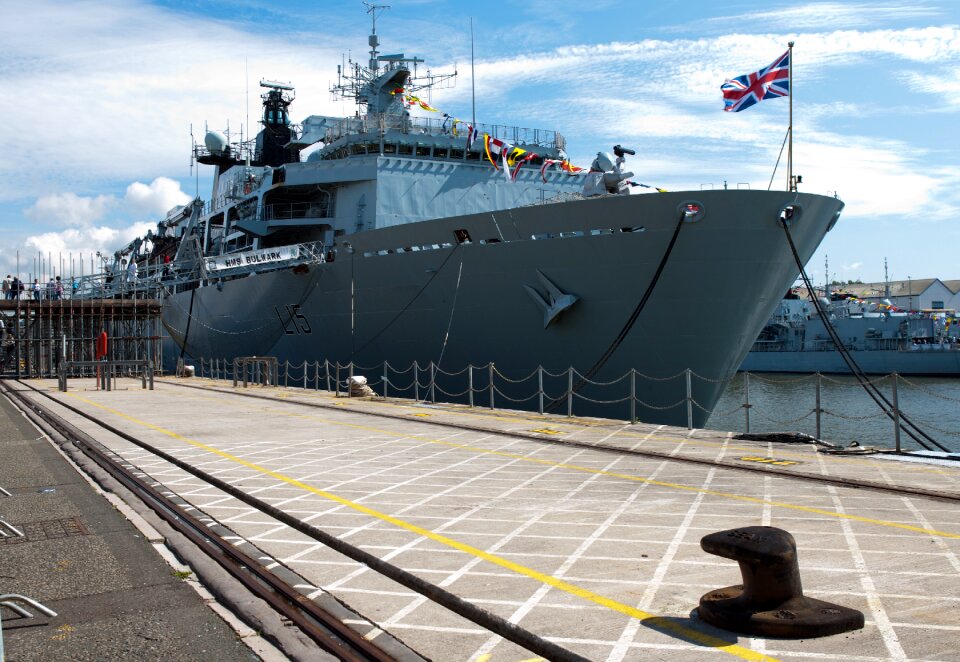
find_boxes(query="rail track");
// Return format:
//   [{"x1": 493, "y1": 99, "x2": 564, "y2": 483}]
[{"x1": 1, "y1": 379, "x2": 593, "y2": 662}]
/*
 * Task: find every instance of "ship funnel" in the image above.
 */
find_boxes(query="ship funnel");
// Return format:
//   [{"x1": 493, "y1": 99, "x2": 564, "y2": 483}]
[{"x1": 204, "y1": 131, "x2": 228, "y2": 155}]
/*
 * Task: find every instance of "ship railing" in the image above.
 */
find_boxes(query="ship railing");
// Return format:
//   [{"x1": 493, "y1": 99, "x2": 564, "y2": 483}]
[
  {"x1": 194, "y1": 358, "x2": 960, "y2": 454},
  {"x1": 62, "y1": 242, "x2": 328, "y2": 299},
  {"x1": 322, "y1": 114, "x2": 565, "y2": 150},
  {"x1": 263, "y1": 201, "x2": 333, "y2": 221}
]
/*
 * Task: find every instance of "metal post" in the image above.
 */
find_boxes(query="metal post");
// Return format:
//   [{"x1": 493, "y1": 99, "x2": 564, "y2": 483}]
[
  {"x1": 335, "y1": 363, "x2": 341, "y2": 397},
  {"x1": 567, "y1": 366, "x2": 573, "y2": 417},
  {"x1": 629, "y1": 368, "x2": 636, "y2": 424},
  {"x1": 489, "y1": 363, "x2": 495, "y2": 410},
  {"x1": 383, "y1": 362, "x2": 388, "y2": 399},
  {"x1": 892, "y1": 372, "x2": 901, "y2": 453},
  {"x1": 284, "y1": 360, "x2": 289, "y2": 387},
  {"x1": 325, "y1": 359, "x2": 330, "y2": 392},
  {"x1": 303, "y1": 361, "x2": 308, "y2": 389},
  {"x1": 743, "y1": 372, "x2": 751, "y2": 434},
  {"x1": 538, "y1": 366, "x2": 544, "y2": 415},
  {"x1": 685, "y1": 368, "x2": 693, "y2": 430},
  {"x1": 414, "y1": 361, "x2": 419, "y2": 402},
  {"x1": 468, "y1": 364, "x2": 474, "y2": 408},
  {"x1": 430, "y1": 361, "x2": 436, "y2": 403},
  {"x1": 148, "y1": 360, "x2": 154, "y2": 390},
  {"x1": 315, "y1": 361, "x2": 320, "y2": 390},
  {"x1": 815, "y1": 372, "x2": 822, "y2": 441}
]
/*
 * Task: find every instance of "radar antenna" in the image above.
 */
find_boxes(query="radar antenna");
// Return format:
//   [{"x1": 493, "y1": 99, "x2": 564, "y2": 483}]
[{"x1": 331, "y1": 5, "x2": 456, "y2": 116}]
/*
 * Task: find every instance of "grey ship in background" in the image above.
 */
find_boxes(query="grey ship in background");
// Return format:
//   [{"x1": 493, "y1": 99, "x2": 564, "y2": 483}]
[
  {"x1": 127, "y1": 13, "x2": 845, "y2": 427},
  {"x1": 742, "y1": 289, "x2": 960, "y2": 375}
]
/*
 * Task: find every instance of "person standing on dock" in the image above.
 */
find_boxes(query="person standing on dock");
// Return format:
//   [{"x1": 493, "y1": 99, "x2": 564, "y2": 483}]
[
  {"x1": 127, "y1": 259, "x2": 138, "y2": 285},
  {"x1": 2, "y1": 275, "x2": 10, "y2": 300},
  {"x1": 33, "y1": 279, "x2": 42, "y2": 301}
]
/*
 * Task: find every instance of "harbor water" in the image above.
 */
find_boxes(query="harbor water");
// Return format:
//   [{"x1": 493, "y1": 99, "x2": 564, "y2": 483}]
[{"x1": 710, "y1": 373, "x2": 960, "y2": 453}]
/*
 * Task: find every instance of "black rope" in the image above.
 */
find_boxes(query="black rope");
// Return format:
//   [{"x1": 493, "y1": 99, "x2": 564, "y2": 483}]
[
  {"x1": 546, "y1": 208, "x2": 688, "y2": 412},
  {"x1": 178, "y1": 287, "x2": 197, "y2": 361},
  {"x1": 780, "y1": 219, "x2": 948, "y2": 452},
  {"x1": 350, "y1": 244, "x2": 461, "y2": 361}
]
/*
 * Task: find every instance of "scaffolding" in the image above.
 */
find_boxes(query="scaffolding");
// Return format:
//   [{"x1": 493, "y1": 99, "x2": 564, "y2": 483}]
[{"x1": 0, "y1": 298, "x2": 163, "y2": 380}]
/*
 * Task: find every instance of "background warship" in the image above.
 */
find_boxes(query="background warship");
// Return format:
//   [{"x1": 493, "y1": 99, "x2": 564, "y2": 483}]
[{"x1": 742, "y1": 289, "x2": 960, "y2": 375}]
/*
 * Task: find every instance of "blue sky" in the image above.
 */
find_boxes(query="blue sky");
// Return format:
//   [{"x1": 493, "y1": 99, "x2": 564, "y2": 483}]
[{"x1": 1, "y1": 0, "x2": 957, "y2": 285}]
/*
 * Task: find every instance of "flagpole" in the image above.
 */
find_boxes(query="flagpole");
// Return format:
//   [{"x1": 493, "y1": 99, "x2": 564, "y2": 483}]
[{"x1": 787, "y1": 40, "x2": 794, "y2": 191}]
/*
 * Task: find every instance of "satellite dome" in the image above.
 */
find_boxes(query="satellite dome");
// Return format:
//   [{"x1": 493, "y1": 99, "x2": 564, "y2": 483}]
[{"x1": 204, "y1": 131, "x2": 228, "y2": 155}]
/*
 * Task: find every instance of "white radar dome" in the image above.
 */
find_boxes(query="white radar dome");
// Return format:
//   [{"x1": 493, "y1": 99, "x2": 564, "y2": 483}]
[{"x1": 204, "y1": 131, "x2": 228, "y2": 155}]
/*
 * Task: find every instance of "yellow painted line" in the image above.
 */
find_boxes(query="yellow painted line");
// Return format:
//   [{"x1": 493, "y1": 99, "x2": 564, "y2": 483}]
[
  {"x1": 257, "y1": 384, "x2": 955, "y2": 477},
  {"x1": 249, "y1": 403, "x2": 960, "y2": 541},
  {"x1": 65, "y1": 393, "x2": 775, "y2": 662},
  {"x1": 530, "y1": 428, "x2": 562, "y2": 435},
  {"x1": 739, "y1": 456, "x2": 800, "y2": 467},
  {"x1": 140, "y1": 383, "x2": 960, "y2": 540}
]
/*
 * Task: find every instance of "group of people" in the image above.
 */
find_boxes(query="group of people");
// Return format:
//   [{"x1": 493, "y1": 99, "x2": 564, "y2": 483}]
[{"x1": 3, "y1": 274, "x2": 66, "y2": 301}]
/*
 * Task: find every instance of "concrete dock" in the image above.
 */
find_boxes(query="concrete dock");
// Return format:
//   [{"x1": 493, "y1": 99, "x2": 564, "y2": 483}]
[{"x1": 4, "y1": 375, "x2": 960, "y2": 661}]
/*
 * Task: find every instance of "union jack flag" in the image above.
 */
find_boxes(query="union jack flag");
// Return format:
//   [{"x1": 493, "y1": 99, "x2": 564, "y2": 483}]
[{"x1": 721, "y1": 50, "x2": 790, "y2": 112}]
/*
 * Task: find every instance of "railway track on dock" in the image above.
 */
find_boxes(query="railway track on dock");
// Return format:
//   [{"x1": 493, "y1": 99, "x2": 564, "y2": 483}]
[{"x1": 1, "y1": 379, "x2": 594, "y2": 662}]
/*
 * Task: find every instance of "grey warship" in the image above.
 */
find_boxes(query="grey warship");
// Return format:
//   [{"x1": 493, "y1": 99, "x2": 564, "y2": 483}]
[{"x1": 140, "y1": 14, "x2": 845, "y2": 427}]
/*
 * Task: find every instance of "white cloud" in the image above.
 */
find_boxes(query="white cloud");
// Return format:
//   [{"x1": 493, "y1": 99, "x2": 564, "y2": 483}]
[
  {"x1": 706, "y1": 3, "x2": 941, "y2": 30},
  {"x1": 123, "y1": 177, "x2": 191, "y2": 217},
  {"x1": 21, "y1": 221, "x2": 154, "y2": 271},
  {"x1": 23, "y1": 192, "x2": 115, "y2": 226}
]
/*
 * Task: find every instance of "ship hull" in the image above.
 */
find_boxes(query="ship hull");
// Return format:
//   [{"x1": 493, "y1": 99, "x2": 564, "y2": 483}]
[{"x1": 163, "y1": 190, "x2": 843, "y2": 427}]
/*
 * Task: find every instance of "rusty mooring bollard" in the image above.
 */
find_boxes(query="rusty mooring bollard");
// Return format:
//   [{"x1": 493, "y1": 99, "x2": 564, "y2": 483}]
[{"x1": 698, "y1": 526, "x2": 864, "y2": 638}]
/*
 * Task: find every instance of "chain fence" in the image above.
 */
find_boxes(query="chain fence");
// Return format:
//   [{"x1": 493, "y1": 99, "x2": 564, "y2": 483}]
[{"x1": 193, "y1": 357, "x2": 960, "y2": 452}]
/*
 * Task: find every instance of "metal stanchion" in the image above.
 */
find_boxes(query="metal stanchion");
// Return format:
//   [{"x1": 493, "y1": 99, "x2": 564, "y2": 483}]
[
  {"x1": 383, "y1": 363, "x2": 388, "y2": 399},
  {"x1": 815, "y1": 372, "x2": 822, "y2": 441},
  {"x1": 686, "y1": 368, "x2": 693, "y2": 430},
  {"x1": 430, "y1": 361, "x2": 436, "y2": 403},
  {"x1": 468, "y1": 365, "x2": 474, "y2": 408},
  {"x1": 629, "y1": 368, "x2": 636, "y2": 424},
  {"x1": 892, "y1": 372, "x2": 901, "y2": 453},
  {"x1": 488, "y1": 363, "x2": 495, "y2": 410},
  {"x1": 567, "y1": 367, "x2": 573, "y2": 417},
  {"x1": 538, "y1": 366, "x2": 544, "y2": 415},
  {"x1": 743, "y1": 372, "x2": 751, "y2": 434}
]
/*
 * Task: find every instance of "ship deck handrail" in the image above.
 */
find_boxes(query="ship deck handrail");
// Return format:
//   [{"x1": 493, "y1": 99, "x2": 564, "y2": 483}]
[
  {"x1": 61, "y1": 240, "x2": 327, "y2": 299},
  {"x1": 322, "y1": 114, "x2": 565, "y2": 150}
]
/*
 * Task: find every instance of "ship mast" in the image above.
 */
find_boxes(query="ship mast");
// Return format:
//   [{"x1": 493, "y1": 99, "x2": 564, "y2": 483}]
[{"x1": 330, "y1": 4, "x2": 455, "y2": 118}]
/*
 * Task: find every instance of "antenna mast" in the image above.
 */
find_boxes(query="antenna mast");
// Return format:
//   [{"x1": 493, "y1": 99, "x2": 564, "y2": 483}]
[{"x1": 364, "y1": 2, "x2": 390, "y2": 73}]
